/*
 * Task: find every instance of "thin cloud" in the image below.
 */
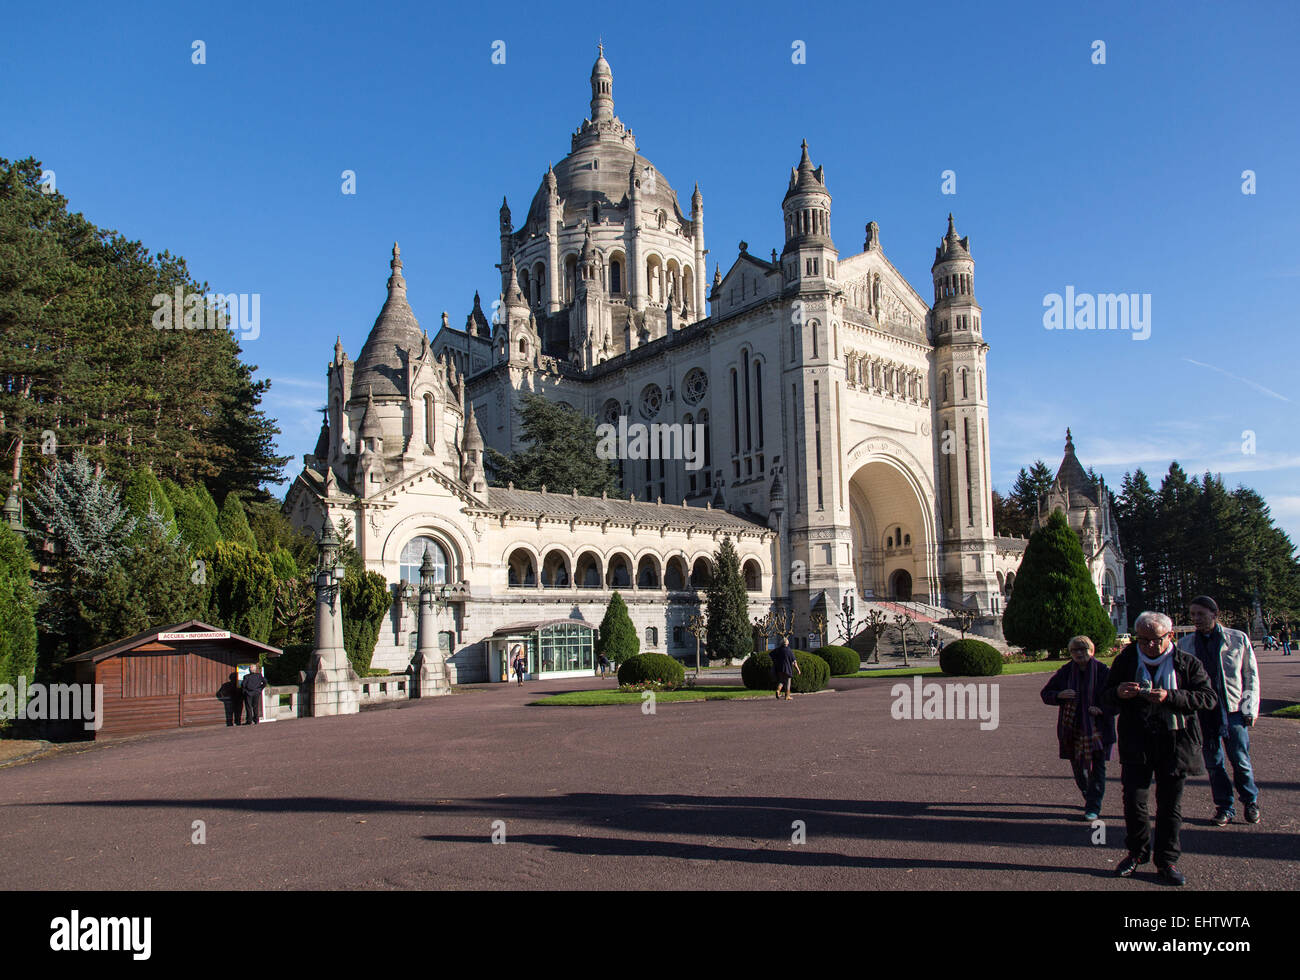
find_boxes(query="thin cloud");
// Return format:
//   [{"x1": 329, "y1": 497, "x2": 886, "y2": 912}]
[{"x1": 1183, "y1": 359, "x2": 1289, "y2": 402}]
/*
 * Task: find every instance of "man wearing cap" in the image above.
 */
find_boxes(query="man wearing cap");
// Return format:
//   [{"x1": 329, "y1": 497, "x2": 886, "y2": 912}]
[{"x1": 1178, "y1": 596, "x2": 1261, "y2": 826}]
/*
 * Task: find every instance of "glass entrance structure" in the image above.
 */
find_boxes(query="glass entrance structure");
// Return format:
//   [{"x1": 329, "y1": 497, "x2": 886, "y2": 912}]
[{"x1": 489, "y1": 619, "x2": 597, "y2": 680}]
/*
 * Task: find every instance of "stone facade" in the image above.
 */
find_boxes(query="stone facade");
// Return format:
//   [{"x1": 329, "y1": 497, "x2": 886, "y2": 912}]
[{"x1": 285, "y1": 47, "x2": 1007, "y2": 680}]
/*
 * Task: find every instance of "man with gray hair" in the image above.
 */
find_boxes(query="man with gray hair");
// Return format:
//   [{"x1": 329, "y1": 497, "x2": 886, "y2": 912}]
[
  {"x1": 1102, "y1": 611, "x2": 1217, "y2": 886},
  {"x1": 1179, "y1": 596, "x2": 1260, "y2": 826}
]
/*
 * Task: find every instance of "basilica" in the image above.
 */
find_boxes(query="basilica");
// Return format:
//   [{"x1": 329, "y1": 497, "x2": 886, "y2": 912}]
[{"x1": 284, "y1": 48, "x2": 1006, "y2": 683}]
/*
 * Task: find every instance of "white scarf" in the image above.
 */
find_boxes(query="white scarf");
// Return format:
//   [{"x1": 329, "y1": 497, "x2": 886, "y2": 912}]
[{"x1": 1137, "y1": 646, "x2": 1182, "y2": 730}]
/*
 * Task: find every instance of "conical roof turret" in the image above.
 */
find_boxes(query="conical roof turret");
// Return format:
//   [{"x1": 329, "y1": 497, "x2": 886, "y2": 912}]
[{"x1": 354, "y1": 243, "x2": 424, "y2": 397}]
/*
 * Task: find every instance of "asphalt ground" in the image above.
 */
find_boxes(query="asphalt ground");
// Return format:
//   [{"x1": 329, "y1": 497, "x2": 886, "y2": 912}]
[{"x1": 0, "y1": 656, "x2": 1296, "y2": 891}]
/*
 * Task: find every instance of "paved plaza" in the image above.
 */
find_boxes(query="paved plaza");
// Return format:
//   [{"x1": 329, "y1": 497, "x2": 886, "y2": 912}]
[{"x1": 0, "y1": 657, "x2": 1296, "y2": 890}]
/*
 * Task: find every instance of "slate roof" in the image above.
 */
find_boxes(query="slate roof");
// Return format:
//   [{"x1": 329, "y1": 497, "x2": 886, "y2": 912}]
[{"x1": 481, "y1": 486, "x2": 770, "y2": 532}]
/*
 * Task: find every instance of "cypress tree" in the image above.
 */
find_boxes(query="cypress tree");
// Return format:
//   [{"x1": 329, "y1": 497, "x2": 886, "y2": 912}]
[
  {"x1": 124, "y1": 466, "x2": 177, "y2": 540},
  {"x1": 706, "y1": 536, "x2": 752, "y2": 665},
  {"x1": 199, "y1": 540, "x2": 275, "y2": 643},
  {"x1": 484, "y1": 393, "x2": 620, "y2": 495},
  {"x1": 1003, "y1": 510, "x2": 1116, "y2": 658},
  {"x1": 218, "y1": 491, "x2": 258, "y2": 549},
  {"x1": 163, "y1": 479, "x2": 220, "y2": 552},
  {"x1": 0, "y1": 524, "x2": 38, "y2": 702},
  {"x1": 595, "y1": 591, "x2": 639, "y2": 665}
]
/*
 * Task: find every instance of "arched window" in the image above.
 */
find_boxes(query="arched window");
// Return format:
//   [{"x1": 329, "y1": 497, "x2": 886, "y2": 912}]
[
  {"x1": 424, "y1": 393, "x2": 435, "y2": 449},
  {"x1": 961, "y1": 369, "x2": 968, "y2": 399},
  {"x1": 400, "y1": 536, "x2": 449, "y2": 585},
  {"x1": 519, "y1": 338, "x2": 528, "y2": 356},
  {"x1": 941, "y1": 372, "x2": 949, "y2": 402},
  {"x1": 645, "y1": 626, "x2": 658, "y2": 646},
  {"x1": 610, "y1": 259, "x2": 622, "y2": 294}
]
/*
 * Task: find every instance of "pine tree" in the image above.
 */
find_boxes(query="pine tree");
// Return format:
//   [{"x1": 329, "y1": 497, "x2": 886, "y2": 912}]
[
  {"x1": 218, "y1": 491, "x2": 258, "y2": 548},
  {"x1": 706, "y1": 536, "x2": 752, "y2": 665},
  {"x1": 0, "y1": 523, "x2": 38, "y2": 702},
  {"x1": 485, "y1": 393, "x2": 620, "y2": 496},
  {"x1": 1002, "y1": 510, "x2": 1116, "y2": 657},
  {"x1": 595, "y1": 591, "x2": 639, "y2": 665}
]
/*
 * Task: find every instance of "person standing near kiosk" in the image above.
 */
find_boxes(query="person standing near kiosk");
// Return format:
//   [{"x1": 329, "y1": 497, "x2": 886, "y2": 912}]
[{"x1": 241, "y1": 664, "x2": 267, "y2": 724}]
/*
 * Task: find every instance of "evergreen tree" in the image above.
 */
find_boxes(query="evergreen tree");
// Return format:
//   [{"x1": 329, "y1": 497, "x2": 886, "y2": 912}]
[
  {"x1": 706, "y1": 536, "x2": 752, "y2": 665},
  {"x1": 163, "y1": 479, "x2": 221, "y2": 552},
  {"x1": 595, "y1": 591, "x2": 639, "y2": 665},
  {"x1": 27, "y1": 451, "x2": 138, "y2": 662},
  {"x1": 1003, "y1": 510, "x2": 1116, "y2": 657},
  {"x1": 199, "y1": 540, "x2": 275, "y2": 643},
  {"x1": 1, "y1": 156, "x2": 287, "y2": 501},
  {"x1": 0, "y1": 524, "x2": 38, "y2": 702},
  {"x1": 123, "y1": 466, "x2": 177, "y2": 540},
  {"x1": 193, "y1": 483, "x2": 220, "y2": 526},
  {"x1": 1009, "y1": 460, "x2": 1055, "y2": 528},
  {"x1": 79, "y1": 517, "x2": 204, "y2": 646},
  {"x1": 218, "y1": 491, "x2": 258, "y2": 548},
  {"x1": 339, "y1": 547, "x2": 392, "y2": 674},
  {"x1": 485, "y1": 393, "x2": 620, "y2": 496}
]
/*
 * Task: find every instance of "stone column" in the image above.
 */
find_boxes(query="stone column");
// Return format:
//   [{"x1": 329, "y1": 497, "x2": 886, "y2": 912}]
[
  {"x1": 308, "y1": 516, "x2": 361, "y2": 716},
  {"x1": 416, "y1": 546, "x2": 451, "y2": 698}
]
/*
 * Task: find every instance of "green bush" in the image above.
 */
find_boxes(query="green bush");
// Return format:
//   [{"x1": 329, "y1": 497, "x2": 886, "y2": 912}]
[
  {"x1": 741, "y1": 649, "x2": 830, "y2": 693},
  {"x1": 265, "y1": 643, "x2": 312, "y2": 686},
  {"x1": 742, "y1": 650, "x2": 775, "y2": 689},
  {"x1": 939, "y1": 638, "x2": 1004, "y2": 676},
  {"x1": 616, "y1": 652, "x2": 686, "y2": 687},
  {"x1": 793, "y1": 651, "x2": 830, "y2": 692},
  {"x1": 816, "y1": 644, "x2": 859, "y2": 675}
]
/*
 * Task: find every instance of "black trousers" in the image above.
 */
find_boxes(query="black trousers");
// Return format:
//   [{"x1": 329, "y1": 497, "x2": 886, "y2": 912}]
[
  {"x1": 243, "y1": 692, "x2": 261, "y2": 724},
  {"x1": 1121, "y1": 763, "x2": 1186, "y2": 867}
]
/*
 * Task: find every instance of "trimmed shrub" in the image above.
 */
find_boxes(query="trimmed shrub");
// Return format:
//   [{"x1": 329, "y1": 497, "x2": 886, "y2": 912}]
[
  {"x1": 741, "y1": 649, "x2": 830, "y2": 693},
  {"x1": 741, "y1": 650, "x2": 776, "y2": 690},
  {"x1": 793, "y1": 651, "x2": 830, "y2": 692},
  {"x1": 616, "y1": 652, "x2": 686, "y2": 687},
  {"x1": 816, "y1": 644, "x2": 859, "y2": 676},
  {"x1": 939, "y1": 638, "x2": 1004, "y2": 676}
]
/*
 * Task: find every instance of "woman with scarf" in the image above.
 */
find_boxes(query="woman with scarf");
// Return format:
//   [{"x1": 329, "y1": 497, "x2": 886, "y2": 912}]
[
  {"x1": 1040, "y1": 635, "x2": 1115, "y2": 821},
  {"x1": 1101, "y1": 611, "x2": 1217, "y2": 887}
]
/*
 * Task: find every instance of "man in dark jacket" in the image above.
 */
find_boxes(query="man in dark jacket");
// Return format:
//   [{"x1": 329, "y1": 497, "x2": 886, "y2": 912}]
[
  {"x1": 217, "y1": 673, "x2": 243, "y2": 727},
  {"x1": 1102, "y1": 611, "x2": 1217, "y2": 886},
  {"x1": 771, "y1": 635, "x2": 800, "y2": 701},
  {"x1": 240, "y1": 665, "x2": 267, "y2": 725}
]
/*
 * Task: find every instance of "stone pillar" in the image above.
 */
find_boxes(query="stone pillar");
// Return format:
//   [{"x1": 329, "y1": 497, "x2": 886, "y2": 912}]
[
  {"x1": 308, "y1": 516, "x2": 361, "y2": 716},
  {"x1": 415, "y1": 546, "x2": 451, "y2": 697}
]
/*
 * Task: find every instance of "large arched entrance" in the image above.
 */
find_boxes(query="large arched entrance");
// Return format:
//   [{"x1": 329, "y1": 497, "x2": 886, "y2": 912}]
[{"x1": 847, "y1": 453, "x2": 937, "y2": 606}]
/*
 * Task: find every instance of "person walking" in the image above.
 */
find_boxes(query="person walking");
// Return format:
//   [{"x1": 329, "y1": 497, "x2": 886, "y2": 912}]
[
  {"x1": 1178, "y1": 596, "x2": 1261, "y2": 826},
  {"x1": 1279, "y1": 623, "x2": 1293, "y2": 657},
  {"x1": 240, "y1": 665, "x2": 267, "y2": 725},
  {"x1": 928, "y1": 627, "x2": 939, "y2": 657},
  {"x1": 1040, "y1": 635, "x2": 1115, "y2": 821},
  {"x1": 1102, "y1": 611, "x2": 1216, "y2": 886},
  {"x1": 512, "y1": 646, "x2": 527, "y2": 686},
  {"x1": 771, "y1": 635, "x2": 800, "y2": 701},
  {"x1": 217, "y1": 672, "x2": 243, "y2": 727},
  {"x1": 597, "y1": 652, "x2": 610, "y2": 679}
]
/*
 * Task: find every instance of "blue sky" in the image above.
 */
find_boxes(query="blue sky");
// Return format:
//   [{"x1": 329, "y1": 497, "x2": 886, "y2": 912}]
[{"x1": 4, "y1": 0, "x2": 1297, "y2": 542}]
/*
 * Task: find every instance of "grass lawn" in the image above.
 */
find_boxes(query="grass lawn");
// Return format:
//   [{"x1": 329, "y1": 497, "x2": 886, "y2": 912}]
[
  {"x1": 1270, "y1": 703, "x2": 1300, "y2": 719},
  {"x1": 531, "y1": 686, "x2": 777, "y2": 706},
  {"x1": 844, "y1": 656, "x2": 1117, "y2": 680}
]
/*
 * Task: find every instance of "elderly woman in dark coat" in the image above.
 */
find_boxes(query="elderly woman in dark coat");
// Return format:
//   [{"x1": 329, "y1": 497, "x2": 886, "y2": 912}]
[{"x1": 1041, "y1": 635, "x2": 1116, "y2": 821}]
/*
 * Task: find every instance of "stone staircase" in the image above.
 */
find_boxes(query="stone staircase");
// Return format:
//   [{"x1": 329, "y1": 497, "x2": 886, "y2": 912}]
[{"x1": 853, "y1": 599, "x2": 1016, "y2": 660}]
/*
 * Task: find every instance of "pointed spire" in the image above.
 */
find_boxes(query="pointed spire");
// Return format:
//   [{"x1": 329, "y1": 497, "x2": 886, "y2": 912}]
[
  {"x1": 465, "y1": 401, "x2": 484, "y2": 451},
  {"x1": 1065, "y1": 427, "x2": 1075, "y2": 454},
  {"x1": 505, "y1": 254, "x2": 526, "y2": 309},
  {"x1": 590, "y1": 42, "x2": 614, "y2": 122},
  {"x1": 388, "y1": 242, "x2": 406, "y2": 296},
  {"x1": 334, "y1": 335, "x2": 344, "y2": 363},
  {"x1": 946, "y1": 213, "x2": 957, "y2": 240},
  {"x1": 799, "y1": 138, "x2": 811, "y2": 169}
]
